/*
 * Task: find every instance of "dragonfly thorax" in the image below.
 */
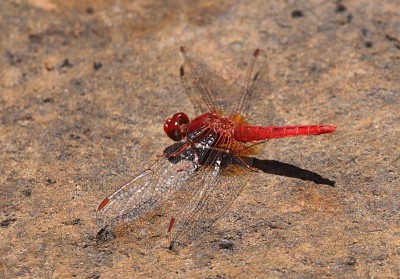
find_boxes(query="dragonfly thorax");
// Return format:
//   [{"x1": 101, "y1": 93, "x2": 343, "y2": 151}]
[{"x1": 204, "y1": 113, "x2": 236, "y2": 137}]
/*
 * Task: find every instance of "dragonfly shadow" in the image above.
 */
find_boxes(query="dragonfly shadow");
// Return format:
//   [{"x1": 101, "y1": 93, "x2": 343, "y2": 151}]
[
  {"x1": 249, "y1": 158, "x2": 335, "y2": 187},
  {"x1": 163, "y1": 143, "x2": 335, "y2": 186}
]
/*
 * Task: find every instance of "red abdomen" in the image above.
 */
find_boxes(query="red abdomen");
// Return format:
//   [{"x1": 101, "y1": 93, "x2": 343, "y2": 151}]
[{"x1": 233, "y1": 125, "x2": 336, "y2": 142}]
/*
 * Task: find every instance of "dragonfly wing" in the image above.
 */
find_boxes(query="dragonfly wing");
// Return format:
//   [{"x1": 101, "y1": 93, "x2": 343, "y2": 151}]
[
  {"x1": 181, "y1": 47, "x2": 272, "y2": 125},
  {"x1": 166, "y1": 145, "x2": 250, "y2": 248},
  {"x1": 180, "y1": 48, "x2": 244, "y2": 116},
  {"x1": 180, "y1": 61, "x2": 213, "y2": 115},
  {"x1": 96, "y1": 143, "x2": 197, "y2": 229},
  {"x1": 229, "y1": 49, "x2": 271, "y2": 125}
]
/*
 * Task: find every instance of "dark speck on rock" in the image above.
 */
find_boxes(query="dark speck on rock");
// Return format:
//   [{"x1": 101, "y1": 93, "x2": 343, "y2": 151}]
[
  {"x1": 291, "y1": 10, "x2": 303, "y2": 18},
  {"x1": 335, "y1": 4, "x2": 347, "y2": 13},
  {"x1": 346, "y1": 257, "x2": 357, "y2": 266},
  {"x1": 361, "y1": 28, "x2": 369, "y2": 36},
  {"x1": 365, "y1": 41, "x2": 373, "y2": 48},
  {"x1": 28, "y1": 34, "x2": 42, "y2": 44},
  {"x1": 46, "y1": 177, "x2": 56, "y2": 184},
  {"x1": 346, "y1": 14, "x2": 353, "y2": 23},
  {"x1": 1, "y1": 218, "x2": 17, "y2": 227},
  {"x1": 60, "y1": 59, "x2": 74, "y2": 68},
  {"x1": 22, "y1": 189, "x2": 32, "y2": 197},
  {"x1": 43, "y1": 97, "x2": 53, "y2": 103},
  {"x1": 219, "y1": 241, "x2": 234, "y2": 250},
  {"x1": 93, "y1": 62, "x2": 102, "y2": 70},
  {"x1": 86, "y1": 7, "x2": 94, "y2": 14},
  {"x1": 385, "y1": 34, "x2": 400, "y2": 45}
]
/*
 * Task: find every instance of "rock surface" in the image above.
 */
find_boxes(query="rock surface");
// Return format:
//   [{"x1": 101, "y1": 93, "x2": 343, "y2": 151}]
[{"x1": 0, "y1": 0, "x2": 399, "y2": 278}]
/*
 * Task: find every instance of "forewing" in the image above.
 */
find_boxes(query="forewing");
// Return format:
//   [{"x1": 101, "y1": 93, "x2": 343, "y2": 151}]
[
  {"x1": 180, "y1": 61, "x2": 213, "y2": 115},
  {"x1": 96, "y1": 143, "x2": 197, "y2": 229},
  {"x1": 180, "y1": 48, "x2": 242, "y2": 116},
  {"x1": 180, "y1": 47, "x2": 272, "y2": 125}
]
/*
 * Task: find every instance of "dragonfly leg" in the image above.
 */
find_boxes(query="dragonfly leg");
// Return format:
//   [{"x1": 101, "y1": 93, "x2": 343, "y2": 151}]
[
  {"x1": 163, "y1": 142, "x2": 191, "y2": 157},
  {"x1": 168, "y1": 217, "x2": 175, "y2": 232},
  {"x1": 235, "y1": 156, "x2": 259, "y2": 172}
]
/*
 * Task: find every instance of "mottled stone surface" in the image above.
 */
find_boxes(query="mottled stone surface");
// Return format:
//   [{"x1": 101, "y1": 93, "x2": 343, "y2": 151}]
[{"x1": 1, "y1": 0, "x2": 399, "y2": 278}]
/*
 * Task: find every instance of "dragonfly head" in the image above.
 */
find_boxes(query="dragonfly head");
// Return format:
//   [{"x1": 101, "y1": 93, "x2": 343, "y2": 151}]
[{"x1": 164, "y1": 112, "x2": 190, "y2": 141}]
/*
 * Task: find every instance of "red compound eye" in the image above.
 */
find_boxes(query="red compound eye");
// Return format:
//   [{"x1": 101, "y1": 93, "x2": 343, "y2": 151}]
[{"x1": 163, "y1": 112, "x2": 190, "y2": 141}]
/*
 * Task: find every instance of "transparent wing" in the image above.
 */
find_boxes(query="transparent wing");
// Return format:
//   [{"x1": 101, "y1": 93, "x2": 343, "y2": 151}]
[
  {"x1": 169, "y1": 164, "x2": 249, "y2": 248},
  {"x1": 96, "y1": 142, "x2": 197, "y2": 229},
  {"x1": 180, "y1": 47, "x2": 271, "y2": 125},
  {"x1": 179, "y1": 57, "x2": 214, "y2": 115},
  {"x1": 229, "y1": 48, "x2": 271, "y2": 125},
  {"x1": 180, "y1": 47, "x2": 244, "y2": 116},
  {"x1": 166, "y1": 134, "x2": 251, "y2": 248}
]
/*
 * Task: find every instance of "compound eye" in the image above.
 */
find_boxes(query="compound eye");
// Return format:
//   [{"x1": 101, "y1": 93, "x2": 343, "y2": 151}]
[
  {"x1": 172, "y1": 112, "x2": 189, "y2": 125},
  {"x1": 163, "y1": 112, "x2": 190, "y2": 141}
]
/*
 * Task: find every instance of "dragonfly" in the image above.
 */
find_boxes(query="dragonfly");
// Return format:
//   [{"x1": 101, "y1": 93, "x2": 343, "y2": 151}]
[{"x1": 96, "y1": 46, "x2": 336, "y2": 249}]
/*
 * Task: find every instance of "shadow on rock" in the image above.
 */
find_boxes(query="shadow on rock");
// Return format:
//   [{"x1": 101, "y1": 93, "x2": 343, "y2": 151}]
[{"x1": 250, "y1": 158, "x2": 335, "y2": 187}]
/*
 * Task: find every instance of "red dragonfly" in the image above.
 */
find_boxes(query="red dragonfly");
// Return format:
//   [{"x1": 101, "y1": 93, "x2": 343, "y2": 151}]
[{"x1": 96, "y1": 47, "x2": 336, "y2": 248}]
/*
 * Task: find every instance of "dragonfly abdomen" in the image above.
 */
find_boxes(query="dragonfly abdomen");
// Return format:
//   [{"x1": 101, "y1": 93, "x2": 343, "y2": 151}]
[{"x1": 233, "y1": 125, "x2": 336, "y2": 142}]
